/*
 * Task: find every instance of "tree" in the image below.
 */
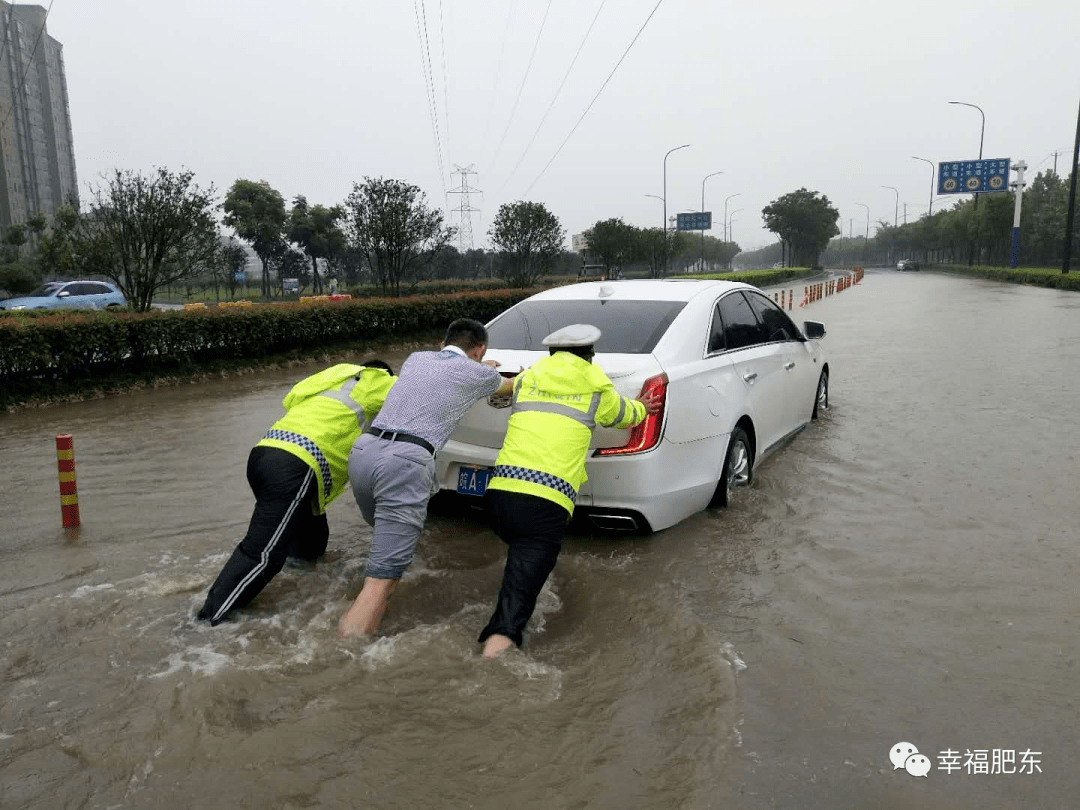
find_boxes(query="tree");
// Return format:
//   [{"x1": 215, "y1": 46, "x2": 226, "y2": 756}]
[
  {"x1": 489, "y1": 201, "x2": 565, "y2": 288},
  {"x1": 583, "y1": 218, "x2": 635, "y2": 275},
  {"x1": 288, "y1": 195, "x2": 346, "y2": 294},
  {"x1": 222, "y1": 179, "x2": 287, "y2": 298},
  {"x1": 219, "y1": 238, "x2": 249, "y2": 299},
  {"x1": 76, "y1": 167, "x2": 220, "y2": 311},
  {"x1": 762, "y1": 188, "x2": 840, "y2": 268},
  {"x1": 342, "y1": 177, "x2": 454, "y2": 296}
]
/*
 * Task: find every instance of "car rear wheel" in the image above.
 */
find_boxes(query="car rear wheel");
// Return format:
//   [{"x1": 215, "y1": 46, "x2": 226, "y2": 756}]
[
  {"x1": 711, "y1": 427, "x2": 753, "y2": 508},
  {"x1": 812, "y1": 370, "x2": 829, "y2": 420}
]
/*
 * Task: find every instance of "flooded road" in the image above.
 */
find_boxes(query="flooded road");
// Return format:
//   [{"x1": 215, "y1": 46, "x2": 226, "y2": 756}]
[{"x1": 2, "y1": 269, "x2": 1078, "y2": 809}]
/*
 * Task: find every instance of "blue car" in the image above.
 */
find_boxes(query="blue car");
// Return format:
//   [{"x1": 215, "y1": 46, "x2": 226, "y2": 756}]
[{"x1": 0, "y1": 280, "x2": 127, "y2": 311}]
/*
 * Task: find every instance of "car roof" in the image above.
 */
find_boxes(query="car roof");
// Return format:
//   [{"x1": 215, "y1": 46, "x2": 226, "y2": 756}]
[{"x1": 527, "y1": 278, "x2": 756, "y2": 303}]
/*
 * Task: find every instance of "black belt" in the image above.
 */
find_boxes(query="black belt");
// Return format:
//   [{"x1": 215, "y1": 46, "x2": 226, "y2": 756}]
[{"x1": 365, "y1": 427, "x2": 435, "y2": 456}]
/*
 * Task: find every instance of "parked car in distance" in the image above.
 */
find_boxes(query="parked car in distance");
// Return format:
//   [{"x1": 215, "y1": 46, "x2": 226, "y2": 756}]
[
  {"x1": 0, "y1": 280, "x2": 127, "y2": 311},
  {"x1": 435, "y1": 279, "x2": 830, "y2": 533},
  {"x1": 897, "y1": 259, "x2": 920, "y2": 271}
]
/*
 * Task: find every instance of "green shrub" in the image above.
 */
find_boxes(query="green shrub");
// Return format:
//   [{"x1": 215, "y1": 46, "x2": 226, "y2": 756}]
[{"x1": 0, "y1": 289, "x2": 543, "y2": 409}]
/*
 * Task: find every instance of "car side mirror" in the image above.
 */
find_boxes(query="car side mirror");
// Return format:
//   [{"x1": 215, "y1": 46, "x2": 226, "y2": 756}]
[
  {"x1": 802, "y1": 320, "x2": 826, "y2": 340},
  {"x1": 57, "y1": 290, "x2": 70, "y2": 297}
]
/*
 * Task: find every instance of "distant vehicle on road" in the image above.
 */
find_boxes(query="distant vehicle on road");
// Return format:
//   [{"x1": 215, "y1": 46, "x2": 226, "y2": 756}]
[
  {"x1": 897, "y1": 259, "x2": 920, "y2": 272},
  {"x1": 0, "y1": 280, "x2": 127, "y2": 311}
]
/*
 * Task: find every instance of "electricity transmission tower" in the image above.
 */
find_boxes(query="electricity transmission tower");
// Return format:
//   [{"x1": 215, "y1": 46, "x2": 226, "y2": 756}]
[{"x1": 448, "y1": 164, "x2": 481, "y2": 252}]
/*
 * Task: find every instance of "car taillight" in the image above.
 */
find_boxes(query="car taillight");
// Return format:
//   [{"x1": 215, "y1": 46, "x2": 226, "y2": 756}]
[{"x1": 595, "y1": 373, "x2": 667, "y2": 456}]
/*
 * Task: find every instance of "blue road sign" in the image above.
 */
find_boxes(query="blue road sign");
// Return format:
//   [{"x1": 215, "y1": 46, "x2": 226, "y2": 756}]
[
  {"x1": 937, "y1": 158, "x2": 1011, "y2": 194},
  {"x1": 676, "y1": 211, "x2": 712, "y2": 231}
]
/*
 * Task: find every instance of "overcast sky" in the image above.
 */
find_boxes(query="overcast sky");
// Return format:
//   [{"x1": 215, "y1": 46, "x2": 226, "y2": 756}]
[{"x1": 54, "y1": 0, "x2": 1080, "y2": 253}]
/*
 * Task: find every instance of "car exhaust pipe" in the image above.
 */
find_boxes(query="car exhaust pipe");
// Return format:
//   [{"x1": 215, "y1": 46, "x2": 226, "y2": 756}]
[{"x1": 588, "y1": 514, "x2": 640, "y2": 531}]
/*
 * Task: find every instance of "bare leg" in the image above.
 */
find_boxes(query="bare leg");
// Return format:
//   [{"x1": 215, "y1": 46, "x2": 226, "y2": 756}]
[
  {"x1": 338, "y1": 577, "x2": 399, "y2": 638},
  {"x1": 481, "y1": 633, "x2": 514, "y2": 659}
]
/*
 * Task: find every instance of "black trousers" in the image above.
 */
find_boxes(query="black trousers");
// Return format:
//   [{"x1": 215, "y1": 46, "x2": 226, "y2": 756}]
[
  {"x1": 478, "y1": 489, "x2": 570, "y2": 647},
  {"x1": 198, "y1": 446, "x2": 328, "y2": 625}
]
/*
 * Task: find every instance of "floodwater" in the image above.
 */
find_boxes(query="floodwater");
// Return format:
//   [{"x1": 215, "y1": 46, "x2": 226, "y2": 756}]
[{"x1": 1, "y1": 269, "x2": 1078, "y2": 809}]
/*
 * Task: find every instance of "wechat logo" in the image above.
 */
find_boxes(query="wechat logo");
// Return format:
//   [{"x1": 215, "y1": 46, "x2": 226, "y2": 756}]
[{"x1": 890, "y1": 742, "x2": 931, "y2": 777}]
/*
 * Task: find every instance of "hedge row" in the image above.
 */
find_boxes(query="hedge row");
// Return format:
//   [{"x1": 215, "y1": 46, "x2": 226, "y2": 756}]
[
  {"x1": 929, "y1": 264, "x2": 1080, "y2": 292},
  {"x1": 0, "y1": 289, "x2": 540, "y2": 408}
]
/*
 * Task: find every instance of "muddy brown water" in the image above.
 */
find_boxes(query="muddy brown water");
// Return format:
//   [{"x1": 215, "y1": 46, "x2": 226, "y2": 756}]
[{"x1": 2, "y1": 269, "x2": 1078, "y2": 809}]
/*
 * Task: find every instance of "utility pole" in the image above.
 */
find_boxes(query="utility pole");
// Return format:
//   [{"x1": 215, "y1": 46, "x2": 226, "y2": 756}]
[
  {"x1": 448, "y1": 164, "x2": 481, "y2": 252},
  {"x1": 1063, "y1": 96, "x2": 1080, "y2": 274}
]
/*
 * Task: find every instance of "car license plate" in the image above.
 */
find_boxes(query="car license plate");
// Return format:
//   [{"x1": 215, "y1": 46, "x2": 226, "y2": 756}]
[{"x1": 456, "y1": 465, "x2": 491, "y2": 497}]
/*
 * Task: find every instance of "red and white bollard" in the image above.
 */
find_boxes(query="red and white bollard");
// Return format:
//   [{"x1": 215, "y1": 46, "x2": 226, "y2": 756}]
[{"x1": 56, "y1": 434, "x2": 81, "y2": 528}]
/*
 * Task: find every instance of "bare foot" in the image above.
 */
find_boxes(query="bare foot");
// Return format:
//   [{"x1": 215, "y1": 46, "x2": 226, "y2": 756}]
[{"x1": 481, "y1": 634, "x2": 515, "y2": 659}]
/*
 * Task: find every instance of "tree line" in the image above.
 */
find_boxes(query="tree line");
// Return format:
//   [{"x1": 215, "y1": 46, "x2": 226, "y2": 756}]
[
  {"x1": 0, "y1": 168, "x2": 580, "y2": 311},
  {"x1": 581, "y1": 218, "x2": 740, "y2": 277}
]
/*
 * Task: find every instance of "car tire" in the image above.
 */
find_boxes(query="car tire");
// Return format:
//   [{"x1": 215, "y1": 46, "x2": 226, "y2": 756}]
[
  {"x1": 711, "y1": 427, "x2": 753, "y2": 508},
  {"x1": 812, "y1": 370, "x2": 829, "y2": 420}
]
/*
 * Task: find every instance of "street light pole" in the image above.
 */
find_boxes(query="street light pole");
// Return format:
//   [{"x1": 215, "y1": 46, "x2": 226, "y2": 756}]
[
  {"x1": 855, "y1": 202, "x2": 870, "y2": 261},
  {"x1": 662, "y1": 144, "x2": 691, "y2": 274},
  {"x1": 881, "y1": 185, "x2": 899, "y2": 228},
  {"x1": 949, "y1": 100, "x2": 985, "y2": 161},
  {"x1": 700, "y1": 171, "x2": 723, "y2": 273},
  {"x1": 912, "y1": 156, "x2": 935, "y2": 216},
  {"x1": 727, "y1": 208, "x2": 743, "y2": 248},
  {"x1": 950, "y1": 101, "x2": 986, "y2": 266},
  {"x1": 723, "y1": 192, "x2": 741, "y2": 242}
]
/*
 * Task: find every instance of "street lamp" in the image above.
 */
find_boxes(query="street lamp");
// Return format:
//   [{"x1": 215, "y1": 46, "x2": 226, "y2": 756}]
[
  {"x1": 726, "y1": 207, "x2": 743, "y2": 244},
  {"x1": 701, "y1": 171, "x2": 723, "y2": 272},
  {"x1": 855, "y1": 202, "x2": 870, "y2": 258},
  {"x1": 949, "y1": 101, "x2": 985, "y2": 265},
  {"x1": 723, "y1": 192, "x2": 742, "y2": 242},
  {"x1": 661, "y1": 143, "x2": 690, "y2": 274},
  {"x1": 948, "y1": 100, "x2": 985, "y2": 160},
  {"x1": 881, "y1": 185, "x2": 899, "y2": 228},
  {"x1": 912, "y1": 156, "x2": 935, "y2": 215}
]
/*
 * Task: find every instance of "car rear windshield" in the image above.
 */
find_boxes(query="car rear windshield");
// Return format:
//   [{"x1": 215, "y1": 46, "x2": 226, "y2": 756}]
[{"x1": 487, "y1": 300, "x2": 686, "y2": 354}]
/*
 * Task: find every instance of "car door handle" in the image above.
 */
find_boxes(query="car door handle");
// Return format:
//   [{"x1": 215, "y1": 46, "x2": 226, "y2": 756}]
[
  {"x1": 784, "y1": 361, "x2": 795, "y2": 370},
  {"x1": 743, "y1": 372, "x2": 757, "y2": 382}
]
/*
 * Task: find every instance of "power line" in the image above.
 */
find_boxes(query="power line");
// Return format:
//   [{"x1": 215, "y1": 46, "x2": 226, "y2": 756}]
[
  {"x1": 480, "y1": 0, "x2": 515, "y2": 159},
  {"x1": 414, "y1": 0, "x2": 446, "y2": 198},
  {"x1": 499, "y1": 0, "x2": 607, "y2": 193},
  {"x1": 523, "y1": 0, "x2": 666, "y2": 196},
  {"x1": 489, "y1": 0, "x2": 553, "y2": 172},
  {"x1": 439, "y1": 0, "x2": 449, "y2": 162},
  {"x1": 0, "y1": 0, "x2": 55, "y2": 133}
]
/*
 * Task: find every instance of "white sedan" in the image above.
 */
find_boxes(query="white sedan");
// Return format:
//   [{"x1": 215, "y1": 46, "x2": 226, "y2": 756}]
[{"x1": 435, "y1": 279, "x2": 829, "y2": 532}]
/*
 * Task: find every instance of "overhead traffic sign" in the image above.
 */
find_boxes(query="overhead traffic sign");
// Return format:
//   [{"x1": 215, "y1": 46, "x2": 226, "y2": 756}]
[
  {"x1": 676, "y1": 211, "x2": 712, "y2": 231},
  {"x1": 937, "y1": 158, "x2": 1011, "y2": 194}
]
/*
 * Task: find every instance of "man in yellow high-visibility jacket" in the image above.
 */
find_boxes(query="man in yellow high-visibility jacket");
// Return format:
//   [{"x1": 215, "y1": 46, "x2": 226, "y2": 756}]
[
  {"x1": 478, "y1": 325, "x2": 662, "y2": 659},
  {"x1": 197, "y1": 360, "x2": 396, "y2": 626}
]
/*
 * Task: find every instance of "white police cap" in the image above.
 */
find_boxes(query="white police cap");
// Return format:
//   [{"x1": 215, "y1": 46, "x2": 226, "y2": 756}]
[{"x1": 542, "y1": 323, "x2": 602, "y2": 348}]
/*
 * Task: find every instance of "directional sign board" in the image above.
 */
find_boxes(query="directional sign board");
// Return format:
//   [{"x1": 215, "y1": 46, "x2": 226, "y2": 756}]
[
  {"x1": 676, "y1": 211, "x2": 712, "y2": 231},
  {"x1": 937, "y1": 158, "x2": 1011, "y2": 194}
]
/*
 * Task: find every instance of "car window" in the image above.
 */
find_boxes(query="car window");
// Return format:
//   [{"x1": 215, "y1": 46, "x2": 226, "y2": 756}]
[
  {"x1": 58, "y1": 283, "x2": 82, "y2": 296},
  {"x1": 745, "y1": 290, "x2": 800, "y2": 342},
  {"x1": 486, "y1": 300, "x2": 687, "y2": 353},
  {"x1": 717, "y1": 292, "x2": 769, "y2": 350},
  {"x1": 82, "y1": 283, "x2": 111, "y2": 295},
  {"x1": 29, "y1": 283, "x2": 62, "y2": 297},
  {"x1": 707, "y1": 302, "x2": 725, "y2": 353}
]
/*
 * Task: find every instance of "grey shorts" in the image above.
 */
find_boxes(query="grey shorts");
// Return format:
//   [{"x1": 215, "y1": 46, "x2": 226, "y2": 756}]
[{"x1": 348, "y1": 432, "x2": 439, "y2": 580}]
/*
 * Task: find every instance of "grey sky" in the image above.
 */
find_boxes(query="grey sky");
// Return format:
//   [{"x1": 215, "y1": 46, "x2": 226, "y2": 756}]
[{"x1": 56, "y1": 0, "x2": 1080, "y2": 253}]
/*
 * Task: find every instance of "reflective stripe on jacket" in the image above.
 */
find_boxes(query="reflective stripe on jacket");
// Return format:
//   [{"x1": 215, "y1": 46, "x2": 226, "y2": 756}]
[
  {"x1": 487, "y1": 352, "x2": 646, "y2": 514},
  {"x1": 257, "y1": 364, "x2": 396, "y2": 512}
]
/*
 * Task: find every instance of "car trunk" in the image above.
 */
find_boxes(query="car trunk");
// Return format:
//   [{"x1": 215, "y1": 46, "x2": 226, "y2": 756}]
[{"x1": 451, "y1": 351, "x2": 665, "y2": 450}]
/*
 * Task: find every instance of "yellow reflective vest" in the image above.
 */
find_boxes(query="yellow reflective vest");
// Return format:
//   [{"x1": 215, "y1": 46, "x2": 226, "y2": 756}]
[
  {"x1": 257, "y1": 364, "x2": 396, "y2": 513},
  {"x1": 488, "y1": 352, "x2": 647, "y2": 515}
]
